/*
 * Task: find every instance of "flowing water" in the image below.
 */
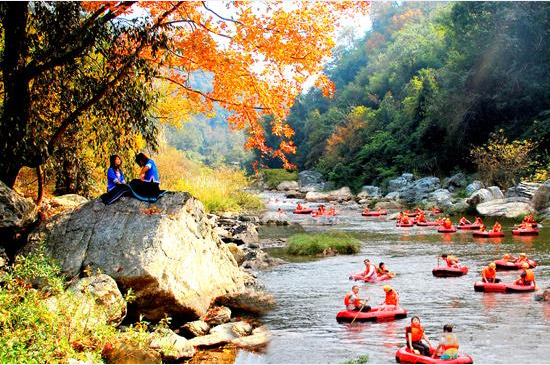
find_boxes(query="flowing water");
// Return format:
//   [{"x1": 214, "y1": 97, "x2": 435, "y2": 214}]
[{"x1": 235, "y1": 193, "x2": 550, "y2": 364}]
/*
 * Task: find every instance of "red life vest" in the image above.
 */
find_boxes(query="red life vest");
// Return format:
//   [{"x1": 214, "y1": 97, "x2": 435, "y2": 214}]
[
  {"x1": 406, "y1": 323, "x2": 424, "y2": 342},
  {"x1": 524, "y1": 269, "x2": 535, "y2": 283},
  {"x1": 344, "y1": 293, "x2": 360, "y2": 308},
  {"x1": 385, "y1": 290, "x2": 398, "y2": 305},
  {"x1": 482, "y1": 267, "x2": 496, "y2": 279}
]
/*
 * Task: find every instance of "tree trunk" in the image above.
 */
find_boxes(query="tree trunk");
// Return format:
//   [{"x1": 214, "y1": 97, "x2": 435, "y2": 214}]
[{"x1": 0, "y1": 3, "x2": 30, "y2": 188}]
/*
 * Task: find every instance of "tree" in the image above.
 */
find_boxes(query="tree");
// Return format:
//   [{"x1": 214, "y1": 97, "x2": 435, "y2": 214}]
[{"x1": 0, "y1": 1, "x2": 370, "y2": 189}]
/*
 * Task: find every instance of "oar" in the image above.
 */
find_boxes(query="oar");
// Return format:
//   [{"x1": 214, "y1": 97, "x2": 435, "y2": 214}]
[{"x1": 350, "y1": 300, "x2": 368, "y2": 324}]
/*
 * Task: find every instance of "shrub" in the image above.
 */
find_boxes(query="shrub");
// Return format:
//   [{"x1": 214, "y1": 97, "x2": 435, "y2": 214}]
[
  {"x1": 286, "y1": 232, "x2": 361, "y2": 256},
  {"x1": 259, "y1": 168, "x2": 299, "y2": 189},
  {"x1": 343, "y1": 355, "x2": 369, "y2": 364}
]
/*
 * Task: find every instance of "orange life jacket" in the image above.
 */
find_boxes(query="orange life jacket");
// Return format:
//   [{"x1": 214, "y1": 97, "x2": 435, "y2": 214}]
[
  {"x1": 482, "y1": 267, "x2": 496, "y2": 279},
  {"x1": 297, "y1": 204, "x2": 303, "y2": 210},
  {"x1": 344, "y1": 293, "x2": 360, "y2": 308},
  {"x1": 402, "y1": 216, "x2": 410, "y2": 224},
  {"x1": 406, "y1": 323, "x2": 424, "y2": 342},
  {"x1": 474, "y1": 217, "x2": 483, "y2": 225},
  {"x1": 440, "y1": 334, "x2": 459, "y2": 351},
  {"x1": 443, "y1": 219, "x2": 452, "y2": 229},
  {"x1": 524, "y1": 269, "x2": 535, "y2": 283},
  {"x1": 385, "y1": 290, "x2": 398, "y2": 305},
  {"x1": 493, "y1": 223, "x2": 502, "y2": 232}
]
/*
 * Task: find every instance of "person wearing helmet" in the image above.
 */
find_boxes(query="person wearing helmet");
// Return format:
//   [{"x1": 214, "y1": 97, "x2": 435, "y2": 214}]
[
  {"x1": 481, "y1": 262, "x2": 499, "y2": 283},
  {"x1": 514, "y1": 253, "x2": 529, "y2": 264},
  {"x1": 514, "y1": 262, "x2": 536, "y2": 287},
  {"x1": 380, "y1": 285, "x2": 400, "y2": 310},
  {"x1": 447, "y1": 255, "x2": 460, "y2": 268},
  {"x1": 502, "y1": 253, "x2": 517, "y2": 262}
]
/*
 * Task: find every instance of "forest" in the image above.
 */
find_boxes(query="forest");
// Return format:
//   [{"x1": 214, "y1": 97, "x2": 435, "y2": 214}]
[{"x1": 258, "y1": 2, "x2": 549, "y2": 190}]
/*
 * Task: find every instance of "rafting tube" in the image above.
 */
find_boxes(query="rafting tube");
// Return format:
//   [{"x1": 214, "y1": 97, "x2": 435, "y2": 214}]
[
  {"x1": 472, "y1": 231, "x2": 504, "y2": 238},
  {"x1": 362, "y1": 210, "x2": 387, "y2": 216},
  {"x1": 416, "y1": 221, "x2": 440, "y2": 226},
  {"x1": 457, "y1": 224, "x2": 481, "y2": 230},
  {"x1": 395, "y1": 346, "x2": 473, "y2": 364},
  {"x1": 494, "y1": 259, "x2": 537, "y2": 270},
  {"x1": 437, "y1": 227, "x2": 457, "y2": 233},
  {"x1": 432, "y1": 266, "x2": 468, "y2": 277},
  {"x1": 431, "y1": 208, "x2": 442, "y2": 214},
  {"x1": 405, "y1": 212, "x2": 419, "y2": 217},
  {"x1": 336, "y1": 306, "x2": 407, "y2": 323},
  {"x1": 396, "y1": 222, "x2": 414, "y2": 227},
  {"x1": 293, "y1": 209, "x2": 313, "y2": 214},
  {"x1": 512, "y1": 228, "x2": 539, "y2": 236},
  {"x1": 349, "y1": 273, "x2": 392, "y2": 282},
  {"x1": 474, "y1": 281, "x2": 536, "y2": 293}
]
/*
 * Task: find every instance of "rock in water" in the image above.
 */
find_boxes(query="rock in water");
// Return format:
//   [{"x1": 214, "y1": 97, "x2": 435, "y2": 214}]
[{"x1": 28, "y1": 192, "x2": 250, "y2": 321}]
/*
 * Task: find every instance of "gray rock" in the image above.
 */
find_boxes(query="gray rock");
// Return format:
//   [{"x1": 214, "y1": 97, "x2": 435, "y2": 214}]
[
  {"x1": 388, "y1": 174, "x2": 414, "y2": 192},
  {"x1": 276, "y1": 181, "x2": 299, "y2": 191},
  {"x1": 305, "y1": 191, "x2": 330, "y2": 202},
  {"x1": 425, "y1": 189, "x2": 453, "y2": 209},
  {"x1": 398, "y1": 177, "x2": 440, "y2": 204},
  {"x1": 232, "y1": 322, "x2": 253, "y2": 337},
  {"x1": 28, "y1": 192, "x2": 249, "y2": 321},
  {"x1": 476, "y1": 198, "x2": 534, "y2": 218},
  {"x1": 487, "y1": 186, "x2": 504, "y2": 200},
  {"x1": 0, "y1": 181, "x2": 37, "y2": 229},
  {"x1": 181, "y1": 320, "x2": 210, "y2": 338},
  {"x1": 326, "y1": 187, "x2": 354, "y2": 201},
  {"x1": 385, "y1": 192, "x2": 400, "y2": 200},
  {"x1": 359, "y1": 186, "x2": 381, "y2": 198},
  {"x1": 150, "y1": 329, "x2": 196, "y2": 361},
  {"x1": 187, "y1": 323, "x2": 236, "y2": 348},
  {"x1": 466, "y1": 188, "x2": 494, "y2": 206},
  {"x1": 299, "y1": 183, "x2": 325, "y2": 193},
  {"x1": 532, "y1": 181, "x2": 550, "y2": 212},
  {"x1": 375, "y1": 200, "x2": 404, "y2": 210},
  {"x1": 299, "y1": 170, "x2": 325, "y2": 186},
  {"x1": 260, "y1": 211, "x2": 289, "y2": 225},
  {"x1": 466, "y1": 180, "x2": 484, "y2": 196},
  {"x1": 443, "y1": 173, "x2": 468, "y2": 190},
  {"x1": 50, "y1": 194, "x2": 88, "y2": 208},
  {"x1": 232, "y1": 325, "x2": 271, "y2": 350},
  {"x1": 506, "y1": 182, "x2": 542, "y2": 199},
  {"x1": 449, "y1": 200, "x2": 469, "y2": 215},
  {"x1": 202, "y1": 306, "x2": 231, "y2": 326},
  {"x1": 214, "y1": 289, "x2": 276, "y2": 315}
]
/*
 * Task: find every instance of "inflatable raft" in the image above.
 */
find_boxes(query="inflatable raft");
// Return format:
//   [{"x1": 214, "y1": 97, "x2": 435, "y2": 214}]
[
  {"x1": 472, "y1": 231, "x2": 504, "y2": 238},
  {"x1": 474, "y1": 281, "x2": 536, "y2": 293},
  {"x1": 395, "y1": 346, "x2": 473, "y2": 364},
  {"x1": 438, "y1": 227, "x2": 457, "y2": 233},
  {"x1": 362, "y1": 210, "x2": 387, "y2": 216},
  {"x1": 457, "y1": 224, "x2": 481, "y2": 230},
  {"x1": 396, "y1": 222, "x2": 414, "y2": 227},
  {"x1": 512, "y1": 228, "x2": 539, "y2": 236},
  {"x1": 293, "y1": 209, "x2": 313, "y2": 214},
  {"x1": 349, "y1": 273, "x2": 392, "y2": 282},
  {"x1": 416, "y1": 221, "x2": 440, "y2": 226},
  {"x1": 336, "y1": 306, "x2": 407, "y2": 323},
  {"x1": 494, "y1": 259, "x2": 537, "y2": 270},
  {"x1": 432, "y1": 266, "x2": 468, "y2": 277}
]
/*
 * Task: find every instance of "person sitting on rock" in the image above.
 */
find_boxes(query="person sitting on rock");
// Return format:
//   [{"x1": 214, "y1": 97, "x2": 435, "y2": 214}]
[
  {"x1": 514, "y1": 262, "x2": 536, "y2": 287},
  {"x1": 473, "y1": 216, "x2": 483, "y2": 225},
  {"x1": 481, "y1": 262, "x2": 500, "y2": 283},
  {"x1": 492, "y1": 221, "x2": 502, "y2": 232},
  {"x1": 380, "y1": 285, "x2": 399, "y2": 310},
  {"x1": 458, "y1": 217, "x2": 471, "y2": 226},
  {"x1": 434, "y1": 324, "x2": 460, "y2": 360},
  {"x1": 377, "y1": 262, "x2": 396, "y2": 278},
  {"x1": 107, "y1": 154, "x2": 126, "y2": 192},
  {"x1": 344, "y1": 285, "x2": 371, "y2": 312}
]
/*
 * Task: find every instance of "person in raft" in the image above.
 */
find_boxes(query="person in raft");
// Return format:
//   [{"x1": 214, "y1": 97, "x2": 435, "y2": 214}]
[
  {"x1": 363, "y1": 259, "x2": 378, "y2": 280},
  {"x1": 481, "y1": 262, "x2": 500, "y2": 283},
  {"x1": 458, "y1": 216, "x2": 471, "y2": 226},
  {"x1": 400, "y1": 214, "x2": 411, "y2": 225},
  {"x1": 377, "y1": 262, "x2": 396, "y2": 278},
  {"x1": 406, "y1": 316, "x2": 433, "y2": 356},
  {"x1": 380, "y1": 285, "x2": 399, "y2": 310},
  {"x1": 502, "y1": 253, "x2": 517, "y2": 262},
  {"x1": 442, "y1": 217, "x2": 453, "y2": 229},
  {"x1": 107, "y1": 154, "x2": 126, "y2": 191},
  {"x1": 296, "y1": 203, "x2": 303, "y2": 211},
  {"x1": 344, "y1": 285, "x2": 371, "y2": 312},
  {"x1": 492, "y1": 221, "x2": 502, "y2": 232},
  {"x1": 473, "y1": 216, "x2": 483, "y2": 225},
  {"x1": 434, "y1": 324, "x2": 460, "y2": 360},
  {"x1": 514, "y1": 262, "x2": 536, "y2": 287},
  {"x1": 416, "y1": 211, "x2": 426, "y2": 223},
  {"x1": 514, "y1": 253, "x2": 529, "y2": 264}
]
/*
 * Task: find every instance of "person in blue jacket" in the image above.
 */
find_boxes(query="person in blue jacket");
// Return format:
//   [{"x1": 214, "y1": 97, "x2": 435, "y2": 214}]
[
  {"x1": 107, "y1": 154, "x2": 126, "y2": 192},
  {"x1": 135, "y1": 152, "x2": 160, "y2": 183},
  {"x1": 128, "y1": 152, "x2": 163, "y2": 201}
]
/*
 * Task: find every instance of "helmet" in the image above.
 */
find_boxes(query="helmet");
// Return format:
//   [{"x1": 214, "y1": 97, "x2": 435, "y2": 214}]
[
  {"x1": 519, "y1": 253, "x2": 526, "y2": 257},
  {"x1": 489, "y1": 262, "x2": 496, "y2": 269},
  {"x1": 503, "y1": 253, "x2": 511, "y2": 259},
  {"x1": 522, "y1": 262, "x2": 529, "y2": 269},
  {"x1": 383, "y1": 285, "x2": 392, "y2": 292}
]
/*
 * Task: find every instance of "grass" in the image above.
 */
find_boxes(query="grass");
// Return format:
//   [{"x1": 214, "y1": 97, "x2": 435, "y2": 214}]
[
  {"x1": 154, "y1": 146, "x2": 264, "y2": 213},
  {"x1": 342, "y1": 355, "x2": 369, "y2": 364},
  {"x1": 259, "y1": 168, "x2": 299, "y2": 189},
  {"x1": 286, "y1": 232, "x2": 361, "y2": 256},
  {"x1": 0, "y1": 245, "x2": 150, "y2": 364}
]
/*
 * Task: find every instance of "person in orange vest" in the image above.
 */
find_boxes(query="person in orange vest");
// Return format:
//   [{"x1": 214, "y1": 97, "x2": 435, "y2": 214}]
[
  {"x1": 363, "y1": 207, "x2": 370, "y2": 214},
  {"x1": 514, "y1": 253, "x2": 529, "y2": 264},
  {"x1": 481, "y1": 262, "x2": 499, "y2": 283},
  {"x1": 458, "y1": 217, "x2": 471, "y2": 226},
  {"x1": 502, "y1": 253, "x2": 516, "y2": 262},
  {"x1": 380, "y1": 285, "x2": 399, "y2": 310},
  {"x1": 434, "y1": 324, "x2": 460, "y2": 360},
  {"x1": 523, "y1": 214, "x2": 534, "y2": 223},
  {"x1": 363, "y1": 259, "x2": 377, "y2": 280},
  {"x1": 416, "y1": 212, "x2": 426, "y2": 223},
  {"x1": 447, "y1": 255, "x2": 460, "y2": 268},
  {"x1": 479, "y1": 224, "x2": 487, "y2": 232},
  {"x1": 327, "y1": 207, "x2": 336, "y2": 216},
  {"x1": 406, "y1": 316, "x2": 433, "y2": 356},
  {"x1": 377, "y1": 262, "x2": 396, "y2": 278},
  {"x1": 442, "y1": 217, "x2": 453, "y2": 229},
  {"x1": 296, "y1": 203, "x2": 303, "y2": 211},
  {"x1": 473, "y1": 216, "x2": 483, "y2": 225},
  {"x1": 401, "y1": 214, "x2": 411, "y2": 225},
  {"x1": 514, "y1": 262, "x2": 536, "y2": 287},
  {"x1": 492, "y1": 221, "x2": 502, "y2": 232},
  {"x1": 344, "y1": 285, "x2": 371, "y2": 312},
  {"x1": 318, "y1": 204, "x2": 326, "y2": 215}
]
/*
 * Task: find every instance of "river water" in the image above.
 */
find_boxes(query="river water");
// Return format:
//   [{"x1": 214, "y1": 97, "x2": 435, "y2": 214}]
[{"x1": 235, "y1": 193, "x2": 550, "y2": 364}]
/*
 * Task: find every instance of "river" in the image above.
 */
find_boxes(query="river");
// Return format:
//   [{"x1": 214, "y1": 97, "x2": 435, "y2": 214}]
[{"x1": 235, "y1": 193, "x2": 550, "y2": 364}]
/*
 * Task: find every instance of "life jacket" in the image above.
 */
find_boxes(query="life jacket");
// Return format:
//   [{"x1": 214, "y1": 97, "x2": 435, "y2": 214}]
[
  {"x1": 385, "y1": 290, "x2": 398, "y2": 305},
  {"x1": 440, "y1": 333, "x2": 459, "y2": 351},
  {"x1": 482, "y1": 267, "x2": 496, "y2": 279},
  {"x1": 492, "y1": 223, "x2": 502, "y2": 232},
  {"x1": 406, "y1": 323, "x2": 424, "y2": 342},
  {"x1": 459, "y1": 217, "x2": 469, "y2": 225},
  {"x1": 523, "y1": 269, "x2": 535, "y2": 283},
  {"x1": 443, "y1": 220, "x2": 452, "y2": 229},
  {"x1": 344, "y1": 292, "x2": 360, "y2": 308},
  {"x1": 474, "y1": 217, "x2": 483, "y2": 225},
  {"x1": 402, "y1": 216, "x2": 410, "y2": 224},
  {"x1": 297, "y1": 204, "x2": 302, "y2": 210},
  {"x1": 364, "y1": 264, "x2": 377, "y2": 278},
  {"x1": 377, "y1": 267, "x2": 385, "y2": 275}
]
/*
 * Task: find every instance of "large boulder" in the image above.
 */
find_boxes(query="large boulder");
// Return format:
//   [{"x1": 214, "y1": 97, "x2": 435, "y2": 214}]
[
  {"x1": 398, "y1": 177, "x2": 440, "y2": 204},
  {"x1": 276, "y1": 181, "x2": 299, "y2": 191},
  {"x1": 476, "y1": 198, "x2": 534, "y2": 218},
  {"x1": 466, "y1": 188, "x2": 494, "y2": 206},
  {"x1": 149, "y1": 329, "x2": 196, "y2": 361},
  {"x1": 298, "y1": 170, "x2": 325, "y2": 186},
  {"x1": 388, "y1": 173, "x2": 414, "y2": 192},
  {"x1": 357, "y1": 186, "x2": 381, "y2": 199},
  {"x1": 260, "y1": 211, "x2": 289, "y2": 226},
  {"x1": 532, "y1": 180, "x2": 550, "y2": 212},
  {"x1": 374, "y1": 200, "x2": 404, "y2": 210},
  {"x1": 29, "y1": 192, "x2": 249, "y2": 321},
  {"x1": 326, "y1": 187, "x2": 354, "y2": 201},
  {"x1": 424, "y1": 189, "x2": 453, "y2": 209},
  {"x1": 443, "y1": 173, "x2": 468, "y2": 191},
  {"x1": 299, "y1": 184, "x2": 325, "y2": 193},
  {"x1": 50, "y1": 194, "x2": 89, "y2": 208},
  {"x1": 465, "y1": 180, "x2": 484, "y2": 196},
  {"x1": 305, "y1": 191, "x2": 330, "y2": 202},
  {"x1": 0, "y1": 181, "x2": 37, "y2": 229},
  {"x1": 487, "y1": 186, "x2": 504, "y2": 200},
  {"x1": 214, "y1": 289, "x2": 276, "y2": 315},
  {"x1": 506, "y1": 182, "x2": 542, "y2": 199}
]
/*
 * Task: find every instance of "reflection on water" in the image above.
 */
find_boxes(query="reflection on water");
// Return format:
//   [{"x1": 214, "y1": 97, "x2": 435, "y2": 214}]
[{"x1": 237, "y1": 193, "x2": 550, "y2": 364}]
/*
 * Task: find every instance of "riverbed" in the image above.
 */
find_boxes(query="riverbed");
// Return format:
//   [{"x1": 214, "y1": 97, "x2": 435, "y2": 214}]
[{"x1": 235, "y1": 193, "x2": 550, "y2": 364}]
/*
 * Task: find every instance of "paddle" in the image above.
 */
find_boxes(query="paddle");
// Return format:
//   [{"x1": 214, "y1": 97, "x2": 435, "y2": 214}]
[{"x1": 350, "y1": 299, "x2": 368, "y2": 324}]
